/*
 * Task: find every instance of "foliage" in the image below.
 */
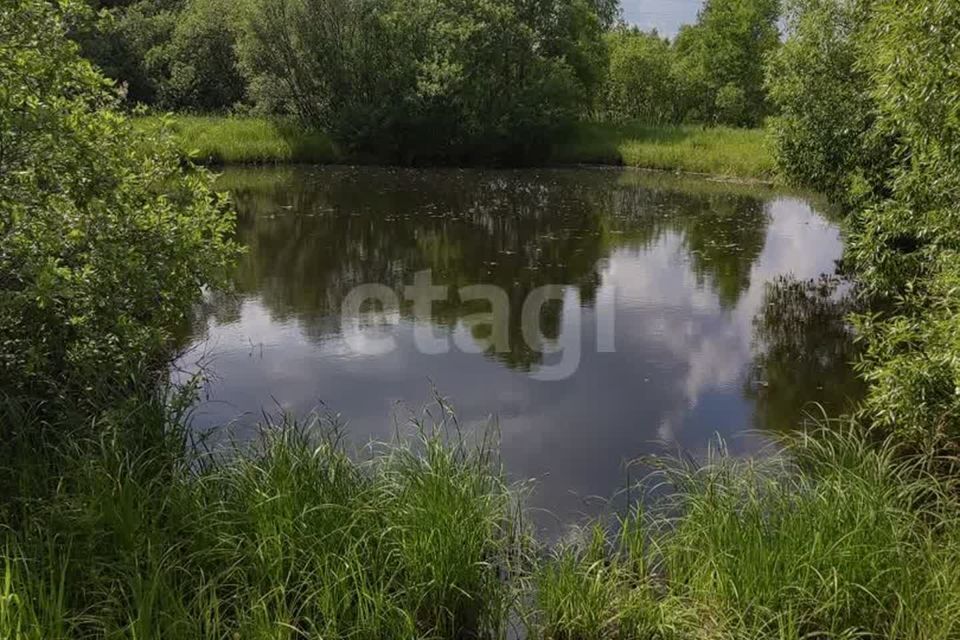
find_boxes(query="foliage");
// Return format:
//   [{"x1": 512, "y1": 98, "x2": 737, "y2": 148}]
[
  {"x1": 767, "y1": 0, "x2": 960, "y2": 452},
  {"x1": 76, "y1": 0, "x2": 246, "y2": 111},
  {"x1": 72, "y1": 0, "x2": 179, "y2": 105},
  {"x1": 846, "y1": 0, "x2": 960, "y2": 452},
  {"x1": 599, "y1": 0, "x2": 781, "y2": 128},
  {"x1": 601, "y1": 28, "x2": 681, "y2": 124},
  {"x1": 0, "y1": 0, "x2": 236, "y2": 407},
  {"x1": 238, "y1": 0, "x2": 608, "y2": 163},
  {"x1": 672, "y1": 0, "x2": 781, "y2": 127},
  {"x1": 0, "y1": 401, "x2": 525, "y2": 639},
  {"x1": 532, "y1": 429, "x2": 960, "y2": 639},
  {"x1": 764, "y1": 0, "x2": 881, "y2": 204},
  {"x1": 153, "y1": 0, "x2": 246, "y2": 110}
]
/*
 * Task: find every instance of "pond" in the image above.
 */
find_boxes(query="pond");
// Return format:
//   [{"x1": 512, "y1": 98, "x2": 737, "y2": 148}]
[{"x1": 177, "y1": 166, "x2": 863, "y2": 533}]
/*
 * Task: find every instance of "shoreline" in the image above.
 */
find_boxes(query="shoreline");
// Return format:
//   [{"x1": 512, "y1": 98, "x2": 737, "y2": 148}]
[{"x1": 136, "y1": 115, "x2": 777, "y2": 182}]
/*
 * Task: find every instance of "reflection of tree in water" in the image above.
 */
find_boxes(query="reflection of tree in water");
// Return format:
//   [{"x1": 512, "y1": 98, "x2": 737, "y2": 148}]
[
  {"x1": 605, "y1": 180, "x2": 769, "y2": 308},
  {"x1": 211, "y1": 167, "x2": 775, "y2": 371},
  {"x1": 223, "y1": 168, "x2": 613, "y2": 370},
  {"x1": 746, "y1": 275, "x2": 865, "y2": 432}
]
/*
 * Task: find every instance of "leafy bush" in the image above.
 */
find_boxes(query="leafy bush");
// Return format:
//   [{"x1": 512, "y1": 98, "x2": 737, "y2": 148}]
[
  {"x1": 768, "y1": 0, "x2": 960, "y2": 452},
  {"x1": 0, "y1": 0, "x2": 237, "y2": 407},
  {"x1": 155, "y1": 0, "x2": 246, "y2": 110},
  {"x1": 601, "y1": 28, "x2": 681, "y2": 124},
  {"x1": 847, "y1": 0, "x2": 960, "y2": 451},
  {"x1": 76, "y1": 0, "x2": 247, "y2": 111},
  {"x1": 238, "y1": 0, "x2": 607, "y2": 163},
  {"x1": 764, "y1": 0, "x2": 883, "y2": 204},
  {"x1": 672, "y1": 0, "x2": 781, "y2": 127}
]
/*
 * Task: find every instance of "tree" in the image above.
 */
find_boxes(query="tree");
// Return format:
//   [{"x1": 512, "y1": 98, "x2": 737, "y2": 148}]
[
  {"x1": 602, "y1": 28, "x2": 680, "y2": 123},
  {"x1": 155, "y1": 0, "x2": 246, "y2": 110},
  {"x1": 238, "y1": 0, "x2": 608, "y2": 163},
  {"x1": 764, "y1": 0, "x2": 880, "y2": 204},
  {"x1": 72, "y1": 0, "x2": 182, "y2": 105},
  {"x1": 845, "y1": 0, "x2": 960, "y2": 449},
  {"x1": 674, "y1": 0, "x2": 781, "y2": 126},
  {"x1": 0, "y1": 0, "x2": 237, "y2": 407}
]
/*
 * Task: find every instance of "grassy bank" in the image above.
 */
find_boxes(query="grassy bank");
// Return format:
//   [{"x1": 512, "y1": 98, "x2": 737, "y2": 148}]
[
  {"x1": 554, "y1": 122, "x2": 775, "y2": 180},
  {"x1": 536, "y1": 430, "x2": 960, "y2": 639},
  {"x1": 0, "y1": 398, "x2": 524, "y2": 639},
  {"x1": 3, "y1": 397, "x2": 959, "y2": 638},
  {"x1": 137, "y1": 116, "x2": 774, "y2": 180},
  {"x1": 135, "y1": 116, "x2": 339, "y2": 165}
]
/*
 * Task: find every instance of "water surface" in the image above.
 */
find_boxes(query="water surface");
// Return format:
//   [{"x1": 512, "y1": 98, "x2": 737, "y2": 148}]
[{"x1": 178, "y1": 166, "x2": 862, "y2": 531}]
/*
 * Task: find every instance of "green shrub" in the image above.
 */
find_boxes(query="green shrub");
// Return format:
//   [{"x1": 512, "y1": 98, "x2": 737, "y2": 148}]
[
  {"x1": 75, "y1": 0, "x2": 247, "y2": 112},
  {"x1": 155, "y1": 0, "x2": 246, "y2": 110},
  {"x1": 764, "y1": 0, "x2": 883, "y2": 204},
  {"x1": 672, "y1": 0, "x2": 781, "y2": 127},
  {"x1": 0, "y1": 0, "x2": 237, "y2": 408},
  {"x1": 238, "y1": 0, "x2": 607, "y2": 163},
  {"x1": 601, "y1": 29, "x2": 681, "y2": 124},
  {"x1": 846, "y1": 0, "x2": 960, "y2": 452},
  {"x1": 768, "y1": 0, "x2": 960, "y2": 452}
]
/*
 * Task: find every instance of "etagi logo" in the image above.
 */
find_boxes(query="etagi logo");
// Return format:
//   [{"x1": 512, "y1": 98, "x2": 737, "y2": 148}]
[{"x1": 340, "y1": 269, "x2": 615, "y2": 381}]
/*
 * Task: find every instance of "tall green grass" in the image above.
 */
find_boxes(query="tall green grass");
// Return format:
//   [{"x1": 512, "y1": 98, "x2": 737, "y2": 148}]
[
  {"x1": 135, "y1": 116, "x2": 339, "y2": 165},
  {"x1": 0, "y1": 397, "x2": 526, "y2": 639},
  {"x1": 532, "y1": 429, "x2": 960, "y2": 639},
  {"x1": 4, "y1": 394, "x2": 960, "y2": 639},
  {"x1": 554, "y1": 122, "x2": 775, "y2": 180},
  {"x1": 134, "y1": 116, "x2": 773, "y2": 179}
]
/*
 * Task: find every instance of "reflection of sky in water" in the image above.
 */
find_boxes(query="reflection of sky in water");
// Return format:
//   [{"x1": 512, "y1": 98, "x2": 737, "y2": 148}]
[{"x1": 176, "y1": 171, "x2": 850, "y2": 535}]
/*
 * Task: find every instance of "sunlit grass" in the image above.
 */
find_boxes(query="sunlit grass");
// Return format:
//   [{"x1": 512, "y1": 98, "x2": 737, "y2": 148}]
[
  {"x1": 5, "y1": 395, "x2": 959, "y2": 639},
  {"x1": 0, "y1": 398, "x2": 526, "y2": 639},
  {"x1": 531, "y1": 428, "x2": 960, "y2": 639},
  {"x1": 555, "y1": 121, "x2": 776, "y2": 180},
  {"x1": 135, "y1": 115, "x2": 339, "y2": 165},
  {"x1": 135, "y1": 116, "x2": 773, "y2": 179}
]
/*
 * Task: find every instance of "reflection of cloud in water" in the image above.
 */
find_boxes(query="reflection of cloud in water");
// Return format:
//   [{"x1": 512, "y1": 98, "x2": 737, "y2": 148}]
[
  {"x1": 602, "y1": 197, "x2": 842, "y2": 445},
  {"x1": 175, "y1": 171, "x2": 848, "y2": 536}
]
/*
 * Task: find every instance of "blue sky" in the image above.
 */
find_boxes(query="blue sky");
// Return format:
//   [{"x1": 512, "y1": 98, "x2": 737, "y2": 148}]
[{"x1": 621, "y1": 0, "x2": 704, "y2": 37}]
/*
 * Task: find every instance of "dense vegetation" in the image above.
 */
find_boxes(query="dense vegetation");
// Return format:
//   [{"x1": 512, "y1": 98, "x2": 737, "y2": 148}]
[
  {"x1": 767, "y1": 0, "x2": 960, "y2": 454},
  {"x1": 3, "y1": 0, "x2": 960, "y2": 637},
  {"x1": 0, "y1": 0, "x2": 236, "y2": 414},
  {"x1": 79, "y1": 0, "x2": 783, "y2": 162}
]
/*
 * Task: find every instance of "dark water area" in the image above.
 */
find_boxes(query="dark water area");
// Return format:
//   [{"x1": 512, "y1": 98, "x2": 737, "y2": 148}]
[{"x1": 176, "y1": 166, "x2": 863, "y2": 534}]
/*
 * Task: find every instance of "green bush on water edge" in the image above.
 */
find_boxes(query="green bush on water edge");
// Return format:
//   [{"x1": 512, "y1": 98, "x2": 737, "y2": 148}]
[
  {"x1": 4, "y1": 397, "x2": 960, "y2": 639},
  {"x1": 135, "y1": 115, "x2": 775, "y2": 181}
]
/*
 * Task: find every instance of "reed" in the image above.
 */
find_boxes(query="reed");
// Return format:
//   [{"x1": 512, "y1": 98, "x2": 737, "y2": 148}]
[{"x1": 554, "y1": 122, "x2": 775, "y2": 180}]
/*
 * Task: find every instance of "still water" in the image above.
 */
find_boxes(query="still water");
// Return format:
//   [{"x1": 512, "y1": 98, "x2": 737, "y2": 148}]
[{"x1": 178, "y1": 166, "x2": 862, "y2": 530}]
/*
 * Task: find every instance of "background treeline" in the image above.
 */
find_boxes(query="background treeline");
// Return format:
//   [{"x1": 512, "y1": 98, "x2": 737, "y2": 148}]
[{"x1": 76, "y1": 0, "x2": 781, "y2": 161}]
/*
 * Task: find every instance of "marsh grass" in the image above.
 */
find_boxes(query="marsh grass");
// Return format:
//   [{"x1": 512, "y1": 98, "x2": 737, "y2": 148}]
[
  {"x1": 4, "y1": 395, "x2": 960, "y2": 639},
  {"x1": 554, "y1": 122, "x2": 775, "y2": 180},
  {"x1": 532, "y1": 429, "x2": 960, "y2": 639},
  {"x1": 134, "y1": 116, "x2": 772, "y2": 179},
  {"x1": 0, "y1": 396, "x2": 527, "y2": 639},
  {"x1": 135, "y1": 116, "x2": 339, "y2": 165}
]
